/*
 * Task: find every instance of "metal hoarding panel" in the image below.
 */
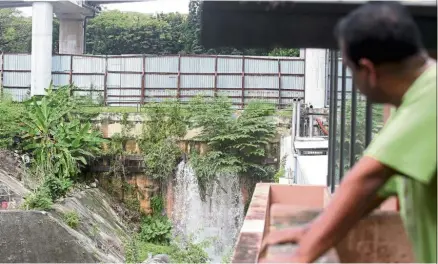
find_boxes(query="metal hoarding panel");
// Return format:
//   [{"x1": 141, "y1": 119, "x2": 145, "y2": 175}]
[
  {"x1": 244, "y1": 58, "x2": 277, "y2": 74},
  {"x1": 280, "y1": 90, "x2": 305, "y2": 98},
  {"x1": 72, "y1": 56, "x2": 105, "y2": 73},
  {"x1": 52, "y1": 55, "x2": 71, "y2": 72},
  {"x1": 217, "y1": 89, "x2": 241, "y2": 97},
  {"x1": 180, "y1": 56, "x2": 215, "y2": 73},
  {"x1": 145, "y1": 74, "x2": 178, "y2": 89},
  {"x1": 3, "y1": 72, "x2": 30, "y2": 87},
  {"x1": 52, "y1": 74, "x2": 70, "y2": 87},
  {"x1": 245, "y1": 76, "x2": 278, "y2": 89},
  {"x1": 72, "y1": 75, "x2": 105, "y2": 90},
  {"x1": 244, "y1": 89, "x2": 279, "y2": 98},
  {"x1": 2, "y1": 88, "x2": 30, "y2": 102},
  {"x1": 144, "y1": 97, "x2": 177, "y2": 103},
  {"x1": 3, "y1": 54, "x2": 31, "y2": 70},
  {"x1": 217, "y1": 57, "x2": 242, "y2": 73},
  {"x1": 145, "y1": 89, "x2": 177, "y2": 97},
  {"x1": 180, "y1": 89, "x2": 214, "y2": 97},
  {"x1": 217, "y1": 75, "x2": 241, "y2": 89},
  {"x1": 280, "y1": 76, "x2": 304, "y2": 90},
  {"x1": 107, "y1": 88, "x2": 142, "y2": 96},
  {"x1": 180, "y1": 75, "x2": 214, "y2": 89},
  {"x1": 145, "y1": 56, "x2": 178, "y2": 73},
  {"x1": 245, "y1": 98, "x2": 278, "y2": 105},
  {"x1": 280, "y1": 60, "x2": 305, "y2": 74},
  {"x1": 107, "y1": 57, "x2": 143, "y2": 72},
  {"x1": 107, "y1": 73, "x2": 142, "y2": 88}
]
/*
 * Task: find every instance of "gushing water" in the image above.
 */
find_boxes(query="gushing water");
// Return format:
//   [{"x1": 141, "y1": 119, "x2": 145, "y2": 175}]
[{"x1": 172, "y1": 161, "x2": 244, "y2": 263}]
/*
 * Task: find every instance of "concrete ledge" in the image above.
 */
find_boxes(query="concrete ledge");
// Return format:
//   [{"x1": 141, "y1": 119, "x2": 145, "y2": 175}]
[
  {"x1": 231, "y1": 183, "x2": 270, "y2": 263},
  {"x1": 232, "y1": 183, "x2": 413, "y2": 263}
]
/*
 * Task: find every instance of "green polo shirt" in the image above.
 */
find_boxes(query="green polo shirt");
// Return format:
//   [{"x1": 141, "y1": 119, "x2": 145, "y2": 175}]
[{"x1": 364, "y1": 64, "x2": 437, "y2": 263}]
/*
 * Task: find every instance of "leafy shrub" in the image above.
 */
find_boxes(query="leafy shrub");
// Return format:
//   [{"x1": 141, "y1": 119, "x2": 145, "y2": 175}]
[
  {"x1": 125, "y1": 239, "x2": 209, "y2": 264},
  {"x1": 0, "y1": 93, "x2": 24, "y2": 149},
  {"x1": 150, "y1": 195, "x2": 165, "y2": 215},
  {"x1": 139, "y1": 216, "x2": 172, "y2": 245},
  {"x1": 23, "y1": 188, "x2": 53, "y2": 210},
  {"x1": 139, "y1": 101, "x2": 188, "y2": 180},
  {"x1": 187, "y1": 97, "x2": 277, "y2": 197},
  {"x1": 63, "y1": 210, "x2": 80, "y2": 229},
  {"x1": 42, "y1": 176, "x2": 73, "y2": 201},
  {"x1": 18, "y1": 85, "x2": 106, "y2": 200}
]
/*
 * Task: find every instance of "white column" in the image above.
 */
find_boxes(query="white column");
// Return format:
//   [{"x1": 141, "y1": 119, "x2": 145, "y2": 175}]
[
  {"x1": 295, "y1": 101, "x2": 301, "y2": 137},
  {"x1": 308, "y1": 115, "x2": 313, "y2": 137},
  {"x1": 59, "y1": 19, "x2": 84, "y2": 54},
  {"x1": 304, "y1": 49, "x2": 326, "y2": 109},
  {"x1": 31, "y1": 2, "x2": 53, "y2": 96}
]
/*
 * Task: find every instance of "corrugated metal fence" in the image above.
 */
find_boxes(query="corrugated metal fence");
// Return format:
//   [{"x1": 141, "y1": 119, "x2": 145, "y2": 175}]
[{"x1": 0, "y1": 53, "x2": 305, "y2": 108}]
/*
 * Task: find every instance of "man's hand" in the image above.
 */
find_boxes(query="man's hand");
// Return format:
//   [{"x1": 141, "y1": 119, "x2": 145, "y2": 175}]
[{"x1": 259, "y1": 226, "x2": 307, "y2": 256}]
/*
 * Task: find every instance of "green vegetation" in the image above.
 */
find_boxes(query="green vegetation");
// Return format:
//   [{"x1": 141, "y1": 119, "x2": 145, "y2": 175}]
[
  {"x1": 125, "y1": 238, "x2": 209, "y2": 264},
  {"x1": 63, "y1": 210, "x2": 80, "y2": 229},
  {"x1": 334, "y1": 100, "x2": 384, "y2": 181},
  {"x1": 1, "y1": 2, "x2": 299, "y2": 56},
  {"x1": 0, "y1": 9, "x2": 59, "y2": 53},
  {"x1": 0, "y1": 93, "x2": 24, "y2": 148},
  {"x1": 188, "y1": 97, "x2": 277, "y2": 198},
  {"x1": 8, "y1": 85, "x2": 107, "y2": 209},
  {"x1": 22, "y1": 188, "x2": 53, "y2": 210},
  {"x1": 139, "y1": 215, "x2": 173, "y2": 244},
  {"x1": 139, "y1": 102, "x2": 188, "y2": 181},
  {"x1": 2, "y1": 86, "x2": 277, "y2": 262}
]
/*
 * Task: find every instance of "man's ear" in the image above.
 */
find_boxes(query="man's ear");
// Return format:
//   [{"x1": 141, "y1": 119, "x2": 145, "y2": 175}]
[{"x1": 358, "y1": 58, "x2": 377, "y2": 87}]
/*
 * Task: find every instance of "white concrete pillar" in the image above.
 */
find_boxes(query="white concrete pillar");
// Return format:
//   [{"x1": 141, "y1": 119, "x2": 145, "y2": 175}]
[
  {"x1": 31, "y1": 2, "x2": 53, "y2": 96},
  {"x1": 295, "y1": 101, "x2": 301, "y2": 137},
  {"x1": 308, "y1": 115, "x2": 313, "y2": 137},
  {"x1": 304, "y1": 49, "x2": 327, "y2": 109},
  {"x1": 59, "y1": 19, "x2": 84, "y2": 54}
]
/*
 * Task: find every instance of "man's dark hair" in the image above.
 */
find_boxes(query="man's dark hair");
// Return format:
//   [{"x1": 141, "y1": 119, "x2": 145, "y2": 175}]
[{"x1": 335, "y1": 1, "x2": 424, "y2": 66}]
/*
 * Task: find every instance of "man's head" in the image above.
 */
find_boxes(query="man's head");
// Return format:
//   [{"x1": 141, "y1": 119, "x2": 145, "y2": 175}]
[{"x1": 335, "y1": 1, "x2": 425, "y2": 103}]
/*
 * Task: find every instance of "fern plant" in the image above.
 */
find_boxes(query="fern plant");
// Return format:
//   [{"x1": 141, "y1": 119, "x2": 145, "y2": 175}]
[{"x1": 187, "y1": 97, "x2": 277, "y2": 199}]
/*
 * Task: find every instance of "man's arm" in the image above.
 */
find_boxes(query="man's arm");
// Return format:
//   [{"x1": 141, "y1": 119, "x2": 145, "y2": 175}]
[{"x1": 261, "y1": 156, "x2": 394, "y2": 263}]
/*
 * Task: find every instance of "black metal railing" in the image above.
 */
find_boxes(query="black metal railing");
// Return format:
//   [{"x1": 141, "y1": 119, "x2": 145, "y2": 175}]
[{"x1": 326, "y1": 50, "x2": 379, "y2": 193}]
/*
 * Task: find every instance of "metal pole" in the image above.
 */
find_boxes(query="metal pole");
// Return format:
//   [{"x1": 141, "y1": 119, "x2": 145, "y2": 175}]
[
  {"x1": 327, "y1": 50, "x2": 335, "y2": 188},
  {"x1": 339, "y1": 63, "x2": 347, "y2": 180},
  {"x1": 365, "y1": 99, "x2": 373, "y2": 147},
  {"x1": 331, "y1": 51, "x2": 339, "y2": 192},
  {"x1": 350, "y1": 78, "x2": 357, "y2": 167},
  {"x1": 291, "y1": 100, "x2": 297, "y2": 139},
  {"x1": 296, "y1": 100, "x2": 301, "y2": 138}
]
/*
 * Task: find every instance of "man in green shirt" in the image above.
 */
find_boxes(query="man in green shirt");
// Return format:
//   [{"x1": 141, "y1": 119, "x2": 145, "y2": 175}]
[{"x1": 260, "y1": 2, "x2": 436, "y2": 263}]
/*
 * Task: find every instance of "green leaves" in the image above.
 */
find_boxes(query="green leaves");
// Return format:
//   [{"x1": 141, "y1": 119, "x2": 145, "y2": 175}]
[
  {"x1": 20, "y1": 84, "x2": 105, "y2": 200},
  {"x1": 139, "y1": 101, "x2": 188, "y2": 180},
  {"x1": 187, "y1": 97, "x2": 277, "y2": 192},
  {"x1": 0, "y1": 93, "x2": 24, "y2": 148},
  {"x1": 139, "y1": 215, "x2": 173, "y2": 245}
]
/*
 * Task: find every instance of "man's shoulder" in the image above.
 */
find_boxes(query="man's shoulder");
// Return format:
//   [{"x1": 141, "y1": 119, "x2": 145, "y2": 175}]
[{"x1": 402, "y1": 63, "x2": 437, "y2": 106}]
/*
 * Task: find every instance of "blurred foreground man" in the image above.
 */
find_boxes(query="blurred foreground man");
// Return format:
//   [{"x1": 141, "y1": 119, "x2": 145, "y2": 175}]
[{"x1": 260, "y1": 1, "x2": 437, "y2": 263}]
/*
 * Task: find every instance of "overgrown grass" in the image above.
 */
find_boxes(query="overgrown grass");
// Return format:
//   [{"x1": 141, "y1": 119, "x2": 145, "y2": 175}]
[
  {"x1": 63, "y1": 210, "x2": 80, "y2": 229},
  {"x1": 125, "y1": 238, "x2": 209, "y2": 263}
]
